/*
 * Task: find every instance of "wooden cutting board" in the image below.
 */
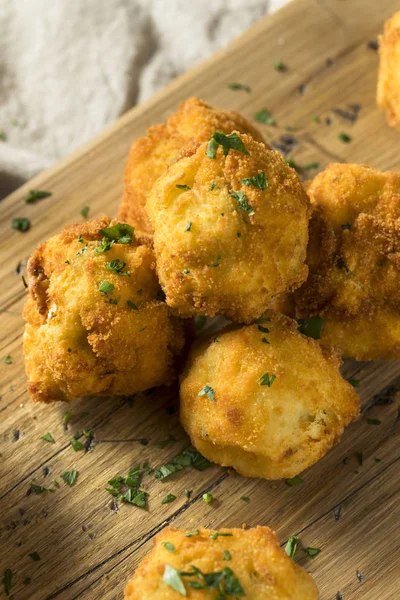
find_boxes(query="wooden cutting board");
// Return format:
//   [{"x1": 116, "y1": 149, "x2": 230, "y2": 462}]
[{"x1": 1, "y1": 0, "x2": 400, "y2": 598}]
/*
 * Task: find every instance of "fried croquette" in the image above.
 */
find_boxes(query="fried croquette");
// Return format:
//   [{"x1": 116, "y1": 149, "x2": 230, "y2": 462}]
[
  {"x1": 377, "y1": 11, "x2": 400, "y2": 129},
  {"x1": 119, "y1": 97, "x2": 265, "y2": 235},
  {"x1": 124, "y1": 526, "x2": 319, "y2": 599},
  {"x1": 146, "y1": 132, "x2": 311, "y2": 323},
  {"x1": 293, "y1": 163, "x2": 400, "y2": 360},
  {"x1": 180, "y1": 312, "x2": 359, "y2": 480},
  {"x1": 23, "y1": 217, "x2": 184, "y2": 403}
]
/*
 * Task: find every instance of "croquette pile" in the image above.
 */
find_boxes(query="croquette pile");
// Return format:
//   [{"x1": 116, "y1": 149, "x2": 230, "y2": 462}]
[{"x1": 21, "y1": 23, "x2": 400, "y2": 594}]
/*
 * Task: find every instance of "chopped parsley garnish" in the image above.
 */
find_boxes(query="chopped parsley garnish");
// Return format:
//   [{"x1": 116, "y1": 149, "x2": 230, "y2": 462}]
[
  {"x1": 230, "y1": 190, "x2": 255, "y2": 215},
  {"x1": 176, "y1": 184, "x2": 191, "y2": 190},
  {"x1": 29, "y1": 482, "x2": 56, "y2": 494},
  {"x1": 303, "y1": 162, "x2": 319, "y2": 170},
  {"x1": 80, "y1": 206, "x2": 90, "y2": 218},
  {"x1": 198, "y1": 385, "x2": 215, "y2": 401},
  {"x1": 341, "y1": 222, "x2": 352, "y2": 230},
  {"x1": 61, "y1": 469, "x2": 78, "y2": 486},
  {"x1": 208, "y1": 256, "x2": 221, "y2": 267},
  {"x1": 184, "y1": 221, "x2": 192, "y2": 232},
  {"x1": 162, "y1": 493, "x2": 176, "y2": 504},
  {"x1": 106, "y1": 466, "x2": 148, "y2": 508},
  {"x1": 209, "y1": 182, "x2": 218, "y2": 191},
  {"x1": 3, "y1": 569, "x2": 13, "y2": 596},
  {"x1": 125, "y1": 300, "x2": 138, "y2": 311},
  {"x1": 12, "y1": 217, "x2": 30, "y2": 232},
  {"x1": 256, "y1": 317, "x2": 270, "y2": 324},
  {"x1": 61, "y1": 410, "x2": 70, "y2": 425},
  {"x1": 182, "y1": 269, "x2": 190, "y2": 275},
  {"x1": 338, "y1": 132, "x2": 351, "y2": 143},
  {"x1": 297, "y1": 316, "x2": 324, "y2": 340},
  {"x1": 3, "y1": 355, "x2": 12, "y2": 364},
  {"x1": 285, "y1": 475, "x2": 304, "y2": 487},
  {"x1": 367, "y1": 418, "x2": 381, "y2": 426},
  {"x1": 184, "y1": 488, "x2": 192, "y2": 499},
  {"x1": 258, "y1": 325, "x2": 270, "y2": 333},
  {"x1": 25, "y1": 189, "x2": 52, "y2": 204},
  {"x1": 223, "y1": 550, "x2": 232, "y2": 561},
  {"x1": 202, "y1": 492, "x2": 213, "y2": 504},
  {"x1": 261, "y1": 337, "x2": 270, "y2": 344},
  {"x1": 179, "y1": 566, "x2": 245, "y2": 596},
  {"x1": 106, "y1": 259, "x2": 129, "y2": 276},
  {"x1": 239, "y1": 172, "x2": 268, "y2": 190},
  {"x1": 154, "y1": 446, "x2": 211, "y2": 480},
  {"x1": 96, "y1": 237, "x2": 114, "y2": 254},
  {"x1": 186, "y1": 530, "x2": 199, "y2": 537},
  {"x1": 255, "y1": 108, "x2": 276, "y2": 125},
  {"x1": 274, "y1": 60, "x2": 286, "y2": 71},
  {"x1": 227, "y1": 82, "x2": 251, "y2": 92},
  {"x1": 99, "y1": 223, "x2": 134, "y2": 244},
  {"x1": 260, "y1": 372, "x2": 276, "y2": 387},
  {"x1": 98, "y1": 280, "x2": 115, "y2": 294},
  {"x1": 163, "y1": 541, "x2": 176, "y2": 552},
  {"x1": 77, "y1": 234, "x2": 84, "y2": 243},
  {"x1": 240, "y1": 496, "x2": 250, "y2": 502},
  {"x1": 163, "y1": 565, "x2": 186, "y2": 596},
  {"x1": 206, "y1": 132, "x2": 249, "y2": 159},
  {"x1": 41, "y1": 432, "x2": 55, "y2": 444},
  {"x1": 348, "y1": 378, "x2": 360, "y2": 388},
  {"x1": 70, "y1": 438, "x2": 85, "y2": 452},
  {"x1": 210, "y1": 532, "x2": 233, "y2": 540},
  {"x1": 304, "y1": 547, "x2": 321, "y2": 558},
  {"x1": 29, "y1": 552, "x2": 41, "y2": 561},
  {"x1": 285, "y1": 536, "x2": 298, "y2": 559},
  {"x1": 286, "y1": 158, "x2": 300, "y2": 171},
  {"x1": 154, "y1": 434, "x2": 176, "y2": 449}
]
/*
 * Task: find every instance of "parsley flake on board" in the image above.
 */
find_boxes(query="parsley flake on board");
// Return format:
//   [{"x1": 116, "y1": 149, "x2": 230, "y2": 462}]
[
  {"x1": 240, "y1": 496, "x2": 250, "y2": 502},
  {"x1": 29, "y1": 552, "x2": 41, "y2": 561},
  {"x1": 106, "y1": 465, "x2": 148, "y2": 508},
  {"x1": 338, "y1": 132, "x2": 352, "y2": 143},
  {"x1": 3, "y1": 569, "x2": 13, "y2": 596},
  {"x1": 70, "y1": 437, "x2": 85, "y2": 452},
  {"x1": 198, "y1": 385, "x2": 215, "y2": 401},
  {"x1": 163, "y1": 565, "x2": 186, "y2": 596},
  {"x1": 29, "y1": 482, "x2": 56, "y2": 494},
  {"x1": 12, "y1": 217, "x2": 30, "y2": 232},
  {"x1": 239, "y1": 172, "x2": 268, "y2": 190},
  {"x1": 230, "y1": 190, "x2": 255, "y2": 215},
  {"x1": 61, "y1": 470, "x2": 78, "y2": 486},
  {"x1": 227, "y1": 82, "x2": 251, "y2": 92},
  {"x1": 304, "y1": 547, "x2": 321, "y2": 558},
  {"x1": 154, "y1": 446, "x2": 211, "y2": 480},
  {"x1": 99, "y1": 223, "x2": 134, "y2": 244},
  {"x1": 163, "y1": 541, "x2": 176, "y2": 552},
  {"x1": 255, "y1": 108, "x2": 276, "y2": 125},
  {"x1": 3, "y1": 355, "x2": 12, "y2": 364},
  {"x1": 80, "y1": 206, "x2": 90, "y2": 218},
  {"x1": 285, "y1": 475, "x2": 304, "y2": 487},
  {"x1": 106, "y1": 259, "x2": 130, "y2": 276},
  {"x1": 41, "y1": 432, "x2": 55, "y2": 444},
  {"x1": 296, "y1": 316, "x2": 324, "y2": 340},
  {"x1": 162, "y1": 493, "x2": 176, "y2": 504},
  {"x1": 285, "y1": 536, "x2": 298, "y2": 559},
  {"x1": 260, "y1": 373, "x2": 276, "y2": 387},
  {"x1": 98, "y1": 280, "x2": 115, "y2": 294},
  {"x1": 202, "y1": 492, "x2": 213, "y2": 504},
  {"x1": 176, "y1": 184, "x2": 191, "y2": 190},
  {"x1": 154, "y1": 434, "x2": 176, "y2": 449},
  {"x1": 25, "y1": 189, "x2": 52, "y2": 204},
  {"x1": 367, "y1": 418, "x2": 381, "y2": 426},
  {"x1": 274, "y1": 60, "x2": 286, "y2": 71},
  {"x1": 206, "y1": 132, "x2": 249, "y2": 159},
  {"x1": 348, "y1": 378, "x2": 360, "y2": 387}
]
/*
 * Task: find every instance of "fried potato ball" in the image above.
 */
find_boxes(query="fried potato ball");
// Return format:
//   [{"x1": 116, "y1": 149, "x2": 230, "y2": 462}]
[
  {"x1": 377, "y1": 11, "x2": 400, "y2": 129},
  {"x1": 23, "y1": 217, "x2": 184, "y2": 403},
  {"x1": 293, "y1": 163, "x2": 400, "y2": 360},
  {"x1": 180, "y1": 312, "x2": 359, "y2": 480},
  {"x1": 146, "y1": 132, "x2": 310, "y2": 323},
  {"x1": 119, "y1": 97, "x2": 265, "y2": 235},
  {"x1": 124, "y1": 526, "x2": 318, "y2": 599}
]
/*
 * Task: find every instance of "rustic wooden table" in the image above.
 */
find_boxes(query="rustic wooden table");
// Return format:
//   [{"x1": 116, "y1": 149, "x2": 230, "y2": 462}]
[{"x1": 1, "y1": 0, "x2": 400, "y2": 598}]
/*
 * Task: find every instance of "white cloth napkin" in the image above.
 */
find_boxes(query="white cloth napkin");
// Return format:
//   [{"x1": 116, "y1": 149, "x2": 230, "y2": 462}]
[{"x1": 0, "y1": 0, "x2": 287, "y2": 198}]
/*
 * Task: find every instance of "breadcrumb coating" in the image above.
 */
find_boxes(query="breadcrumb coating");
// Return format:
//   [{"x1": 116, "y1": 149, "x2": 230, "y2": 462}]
[
  {"x1": 377, "y1": 11, "x2": 400, "y2": 129},
  {"x1": 119, "y1": 97, "x2": 265, "y2": 234},
  {"x1": 180, "y1": 312, "x2": 359, "y2": 480},
  {"x1": 124, "y1": 526, "x2": 318, "y2": 599},
  {"x1": 294, "y1": 163, "x2": 400, "y2": 360},
  {"x1": 23, "y1": 217, "x2": 184, "y2": 403},
  {"x1": 146, "y1": 132, "x2": 310, "y2": 323}
]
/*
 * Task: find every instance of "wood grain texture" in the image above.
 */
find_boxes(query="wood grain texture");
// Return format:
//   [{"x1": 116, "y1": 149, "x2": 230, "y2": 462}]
[{"x1": 1, "y1": 0, "x2": 400, "y2": 598}]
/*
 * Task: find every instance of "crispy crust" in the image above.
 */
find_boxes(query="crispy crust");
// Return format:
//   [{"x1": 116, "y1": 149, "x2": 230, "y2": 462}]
[
  {"x1": 377, "y1": 11, "x2": 400, "y2": 129},
  {"x1": 293, "y1": 163, "x2": 400, "y2": 360},
  {"x1": 119, "y1": 97, "x2": 265, "y2": 234},
  {"x1": 146, "y1": 132, "x2": 310, "y2": 323},
  {"x1": 124, "y1": 526, "x2": 319, "y2": 599},
  {"x1": 23, "y1": 217, "x2": 184, "y2": 403},
  {"x1": 180, "y1": 311, "x2": 359, "y2": 480}
]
